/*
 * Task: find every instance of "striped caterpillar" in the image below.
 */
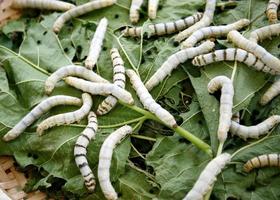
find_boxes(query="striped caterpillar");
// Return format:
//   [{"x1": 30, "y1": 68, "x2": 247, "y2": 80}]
[
  {"x1": 181, "y1": 19, "x2": 250, "y2": 48},
  {"x1": 74, "y1": 112, "x2": 98, "y2": 192},
  {"x1": 208, "y1": 76, "x2": 234, "y2": 143},
  {"x1": 37, "y1": 93, "x2": 93, "y2": 135},
  {"x1": 126, "y1": 69, "x2": 177, "y2": 128},
  {"x1": 227, "y1": 30, "x2": 280, "y2": 73},
  {"x1": 97, "y1": 48, "x2": 126, "y2": 115},
  {"x1": 129, "y1": 0, "x2": 144, "y2": 23},
  {"x1": 175, "y1": 0, "x2": 217, "y2": 42},
  {"x1": 11, "y1": 0, "x2": 75, "y2": 11},
  {"x1": 3, "y1": 95, "x2": 82, "y2": 142},
  {"x1": 45, "y1": 65, "x2": 109, "y2": 95},
  {"x1": 122, "y1": 12, "x2": 203, "y2": 37},
  {"x1": 249, "y1": 23, "x2": 280, "y2": 43},
  {"x1": 192, "y1": 48, "x2": 280, "y2": 75},
  {"x1": 98, "y1": 125, "x2": 132, "y2": 200},
  {"x1": 65, "y1": 77, "x2": 134, "y2": 105},
  {"x1": 53, "y1": 0, "x2": 116, "y2": 33},
  {"x1": 85, "y1": 18, "x2": 108, "y2": 70},
  {"x1": 260, "y1": 78, "x2": 280, "y2": 105},
  {"x1": 266, "y1": 0, "x2": 280, "y2": 23},
  {"x1": 183, "y1": 153, "x2": 231, "y2": 200},
  {"x1": 145, "y1": 41, "x2": 215, "y2": 91},
  {"x1": 243, "y1": 153, "x2": 280, "y2": 173},
  {"x1": 148, "y1": 0, "x2": 159, "y2": 19}
]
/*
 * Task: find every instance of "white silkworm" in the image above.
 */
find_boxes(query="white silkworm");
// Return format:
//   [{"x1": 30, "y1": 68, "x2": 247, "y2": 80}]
[
  {"x1": 181, "y1": 19, "x2": 250, "y2": 48},
  {"x1": 122, "y1": 12, "x2": 203, "y2": 37},
  {"x1": 53, "y1": 0, "x2": 116, "y2": 33},
  {"x1": 74, "y1": 112, "x2": 98, "y2": 192},
  {"x1": 260, "y1": 79, "x2": 280, "y2": 105},
  {"x1": 145, "y1": 41, "x2": 215, "y2": 91},
  {"x1": 183, "y1": 153, "x2": 231, "y2": 200},
  {"x1": 11, "y1": 0, "x2": 75, "y2": 11},
  {"x1": 249, "y1": 23, "x2": 280, "y2": 43},
  {"x1": 175, "y1": 0, "x2": 217, "y2": 42},
  {"x1": 227, "y1": 30, "x2": 280, "y2": 73},
  {"x1": 85, "y1": 18, "x2": 108, "y2": 70},
  {"x1": 148, "y1": 0, "x2": 159, "y2": 19},
  {"x1": 208, "y1": 76, "x2": 234, "y2": 143},
  {"x1": 36, "y1": 93, "x2": 93, "y2": 135},
  {"x1": 65, "y1": 77, "x2": 134, "y2": 105},
  {"x1": 266, "y1": 0, "x2": 280, "y2": 23},
  {"x1": 243, "y1": 153, "x2": 280, "y2": 173},
  {"x1": 232, "y1": 112, "x2": 240, "y2": 123},
  {"x1": 192, "y1": 48, "x2": 279, "y2": 75},
  {"x1": 129, "y1": 0, "x2": 144, "y2": 23},
  {"x1": 97, "y1": 48, "x2": 126, "y2": 115},
  {"x1": 45, "y1": 65, "x2": 109, "y2": 95},
  {"x1": 98, "y1": 125, "x2": 132, "y2": 200},
  {"x1": 3, "y1": 95, "x2": 82, "y2": 141},
  {"x1": 126, "y1": 69, "x2": 177, "y2": 128}
]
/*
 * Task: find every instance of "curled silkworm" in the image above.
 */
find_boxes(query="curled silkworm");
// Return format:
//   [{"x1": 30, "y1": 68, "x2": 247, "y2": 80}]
[
  {"x1": 181, "y1": 19, "x2": 250, "y2": 48},
  {"x1": 175, "y1": 0, "x2": 217, "y2": 42},
  {"x1": 145, "y1": 41, "x2": 215, "y2": 91},
  {"x1": 11, "y1": 0, "x2": 75, "y2": 11},
  {"x1": 183, "y1": 153, "x2": 231, "y2": 200},
  {"x1": 129, "y1": 0, "x2": 144, "y2": 23},
  {"x1": 97, "y1": 48, "x2": 126, "y2": 115},
  {"x1": 126, "y1": 69, "x2": 177, "y2": 128},
  {"x1": 266, "y1": 0, "x2": 280, "y2": 23},
  {"x1": 37, "y1": 93, "x2": 93, "y2": 135},
  {"x1": 45, "y1": 65, "x2": 109, "y2": 95},
  {"x1": 53, "y1": 0, "x2": 116, "y2": 33},
  {"x1": 3, "y1": 95, "x2": 82, "y2": 141},
  {"x1": 208, "y1": 76, "x2": 234, "y2": 143},
  {"x1": 148, "y1": 0, "x2": 159, "y2": 19},
  {"x1": 260, "y1": 78, "x2": 280, "y2": 105},
  {"x1": 227, "y1": 30, "x2": 280, "y2": 73},
  {"x1": 232, "y1": 112, "x2": 240, "y2": 123},
  {"x1": 65, "y1": 77, "x2": 134, "y2": 105},
  {"x1": 243, "y1": 153, "x2": 280, "y2": 173},
  {"x1": 85, "y1": 18, "x2": 108, "y2": 70},
  {"x1": 122, "y1": 12, "x2": 203, "y2": 37},
  {"x1": 74, "y1": 112, "x2": 98, "y2": 192},
  {"x1": 249, "y1": 23, "x2": 280, "y2": 43},
  {"x1": 192, "y1": 48, "x2": 279, "y2": 75},
  {"x1": 98, "y1": 125, "x2": 132, "y2": 200}
]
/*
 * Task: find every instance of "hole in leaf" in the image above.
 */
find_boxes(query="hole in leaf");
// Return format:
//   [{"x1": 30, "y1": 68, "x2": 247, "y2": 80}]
[
  {"x1": 27, "y1": 153, "x2": 32, "y2": 157},
  {"x1": 64, "y1": 47, "x2": 69, "y2": 53},
  {"x1": 198, "y1": 120, "x2": 203, "y2": 125},
  {"x1": 76, "y1": 45, "x2": 82, "y2": 54},
  {"x1": 173, "y1": 41, "x2": 179, "y2": 47},
  {"x1": 246, "y1": 185, "x2": 256, "y2": 192},
  {"x1": 102, "y1": 46, "x2": 107, "y2": 51},
  {"x1": 114, "y1": 14, "x2": 119, "y2": 19},
  {"x1": 43, "y1": 31, "x2": 47, "y2": 35},
  {"x1": 158, "y1": 5, "x2": 163, "y2": 10},
  {"x1": 37, "y1": 40, "x2": 41, "y2": 45},
  {"x1": 33, "y1": 154, "x2": 39, "y2": 159}
]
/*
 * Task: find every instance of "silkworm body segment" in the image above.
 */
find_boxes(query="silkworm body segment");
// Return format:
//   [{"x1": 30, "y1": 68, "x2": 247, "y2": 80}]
[
  {"x1": 11, "y1": 0, "x2": 75, "y2": 11},
  {"x1": 243, "y1": 153, "x2": 280, "y2": 172},
  {"x1": 266, "y1": 0, "x2": 280, "y2": 23}
]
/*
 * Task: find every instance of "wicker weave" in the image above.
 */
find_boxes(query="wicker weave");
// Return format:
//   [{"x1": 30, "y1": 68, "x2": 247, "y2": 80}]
[{"x1": 0, "y1": 0, "x2": 21, "y2": 28}]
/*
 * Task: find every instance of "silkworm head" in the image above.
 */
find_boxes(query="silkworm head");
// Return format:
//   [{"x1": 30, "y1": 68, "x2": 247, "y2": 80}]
[
  {"x1": 227, "y1": 30, "x2": 238, "y2": 42},
  {"x1": 203, "y1": 40, "x2": 215, "y2": 51},
  {"x1": 45, "y1": 83, "x2": 54, "y2": 95},
  {"x1": 3, "y1": 131, "x2": 17, "y2": 141}
]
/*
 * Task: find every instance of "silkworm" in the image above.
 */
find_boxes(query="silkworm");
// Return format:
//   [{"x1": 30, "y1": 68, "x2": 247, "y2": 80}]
[
  {"x1": 183, "y1": 153, "x2": 231, "y2": 200},
  {"x1": 11, "y1": 0, "x2": 75, "y2": 11},
  {"x1": 260, "y1": 79, "x2": 280, "y2": 105},
  {"x1": 85, "y1": 18, "x2": 108, "y2": 70},
  {"x1": 192, "y1": 48, "x2": 279, "y2": 75},
  {"x1": 36, "y1": 93, "x2": 93, "y2": 135},
  {"x1": 148, "y1": 0, "x2": 159, "y2": 19},
  {"x1": 74, "y1": 112, "x2": 98, "y2": 192},
  {"x1": 3, "y1": 95, "x2": 82, "y2": 142},
  {"x1": 65, "y1": 77, "x2": 134, "y2": 105},
  {"x1": 243, "y1": 153, "x2": 280, "y2": 173},
  {"x1": 227, "y1": 30, "x2": 280, "y2": 73},
  {"x1": 126, "y1": 69, "x2": 177, "y2": 128},
  {"x1": 181, "y1": 19, "x2": 250, "y2": 48},
  {"x1": 175, "y1": 0, "x2": 216, "y2": 42},
  {"x1": 249, "y1": 23, "x2": 280, "y2": 43},
  {"x1": 122, "y1": 12, "x2": 203, "y2": 37},
  {"x1": 98, "y1": 125, "x2": 132, "y2": 200},
  {"x1": 97, "y1": 48, "x2": 126, "y2": 115},
  {"x1": 266, "y1": 0, "x2": 280, "y2": 23},
  {"x1": 129, "y1": 0, "x2": 144, "y2": 23},
  {"x1": 145, "y1": 41, "x2": 215, "y2": 91},
  {"x1": 208, "y1": 76, "x2": 234, "y2": 143},
  {"x1": 53, "y1": 0, "x2": 116, "y2": 33}
]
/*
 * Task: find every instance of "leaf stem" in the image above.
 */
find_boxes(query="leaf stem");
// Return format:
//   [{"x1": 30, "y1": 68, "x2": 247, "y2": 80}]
[{"x1": 131, "y1": 134, "x2": 157, "y2": 142}]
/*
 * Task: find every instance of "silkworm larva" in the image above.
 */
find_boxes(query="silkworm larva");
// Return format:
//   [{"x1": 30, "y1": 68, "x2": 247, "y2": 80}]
[
  {"x1": 208, "y1": 76, "x2": 234, "y2": 143},
  {"x1": 74, "y1": 112, "x2": 98, "y2": 192},
  {"x1": 96, "y1": 48, "x2": 126, "y2": 115},
  {"x1": 249, "y1": 23, "x2": 280, "y2": 43},
  {"x1": 232, "y1": 112, "x2": 240, "y2": 123},
  {"x1": 181, "y1": 19, "x2": 250, "y2": 48},
  {"x1": 11, "y1": 0, "x2": 75, "y2": 11},
  {"x1": 65, "y1": 77, "x2": 134, "y2": 105},
  {"x1": 45, "y1": 65, "x2": 109, "y2": 95},
  {"x1": 3, "y1": 95, "x2": 82, "y2": 141},
  {"x1": 129, "y1": 0, "x2": 144, "y2": 23},
  {"x1": 98, "y1": 125, "x2": 132, "y2": 200},
  {"x1": 145, "y1": 41, "x2": 215, "y2": 91},
  {"x1": 183, "y1": 153, "x2": 231, "y2": 200},
  {"x1": 85, "y1": 18, "x2": 108, "y2": 70},
  {"x1": 53, "y1": 0, "x2": 116, "y2": 33},
  {"x1": 175, "y1": 0, "x2": 216, "y2": 42},
  {"x1": 243, "y1": 153, "x2": 280, "y2": 173},
  {"x1": 148, "y1": 0, "x2": 159, "y2": 19},
  {"x1": 126, "y1": 69, "x2": 177, "y2": 128},
  {"x1": 260, "y1": 79, "x2": 280, "y2": 105},
  {"x1": 192, "y1": 48, "x2": 279, "y2": 75},
  {"x1": 122, "y1": 12, "x2": 203, "y2": 37},
  {"x1": 266, "y1": 0, "x2": 280, "y2": 23},
  {"x1": 36, "y1": 93, "x2": 93, "y2": 135},
  {"x1": 227, "y1": 30, "x2": 280, "y2": 73}
]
